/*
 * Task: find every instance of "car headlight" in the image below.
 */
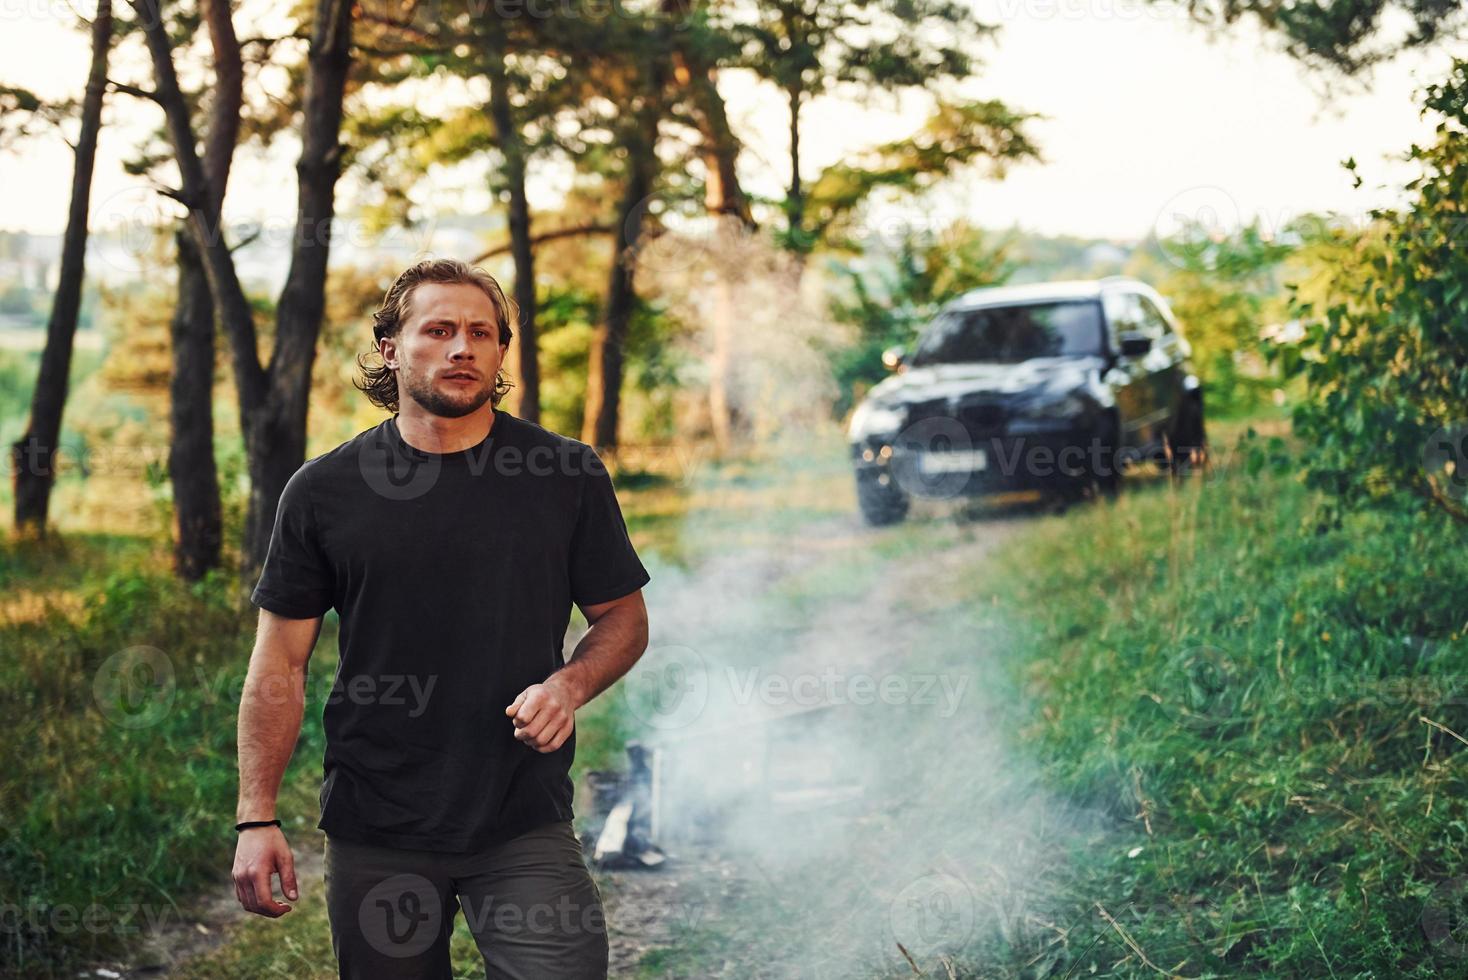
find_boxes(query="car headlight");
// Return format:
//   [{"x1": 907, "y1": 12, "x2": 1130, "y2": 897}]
[{"x1": 849, "y1": 401, "x2": 906, "y2": 437}]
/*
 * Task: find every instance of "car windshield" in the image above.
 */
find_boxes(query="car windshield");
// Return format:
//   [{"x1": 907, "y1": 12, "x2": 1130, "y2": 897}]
[{"x1": 909, "y1": 300, "x2": 1105, "y2": 366}]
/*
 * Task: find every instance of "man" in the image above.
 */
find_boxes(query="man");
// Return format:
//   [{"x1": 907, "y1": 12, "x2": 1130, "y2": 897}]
[{"x1": 233, "y1": 258, "x2": 650, "y2": 979}]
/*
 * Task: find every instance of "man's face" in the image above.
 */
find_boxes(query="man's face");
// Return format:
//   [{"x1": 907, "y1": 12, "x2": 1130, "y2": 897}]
[{"x1": 381, "y1": 281, "x2": 508, "y2": 419}]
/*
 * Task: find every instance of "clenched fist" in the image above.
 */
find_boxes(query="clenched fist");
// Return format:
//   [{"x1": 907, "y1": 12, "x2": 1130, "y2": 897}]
[{"x1": 505, "y1": 679, "x2": 577, "y2": 753}]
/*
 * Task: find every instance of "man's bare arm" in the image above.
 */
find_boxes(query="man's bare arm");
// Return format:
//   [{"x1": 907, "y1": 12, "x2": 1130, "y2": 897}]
[
  {"x1": 233, "y1": 608, "x2": 322, "y2": 917},
  {"x1": 505, "y1": 589, "x2": 649, "y2": 753}
]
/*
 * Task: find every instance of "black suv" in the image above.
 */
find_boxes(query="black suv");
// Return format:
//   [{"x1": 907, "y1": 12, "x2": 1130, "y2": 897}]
[{"x1": 848, "y1": 277, "x2": 1206, "y2": 525}]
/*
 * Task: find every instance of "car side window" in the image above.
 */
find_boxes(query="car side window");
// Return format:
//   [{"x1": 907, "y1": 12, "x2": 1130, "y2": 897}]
[
  {"x1": 1102, "y1": 290, "x2": 1141, "y2": 351},
  {"x1": 1136, "y1": 295, "x2": 1174, "y2": 341}
]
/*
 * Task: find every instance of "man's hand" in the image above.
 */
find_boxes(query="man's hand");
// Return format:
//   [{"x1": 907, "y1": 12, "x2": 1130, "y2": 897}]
[
  {"x1": 505, "y1": 677, "x2": 579, "y2": 753},
  {"x1": 505, "y1": 589, "x2": 647, "y2": 753},
  {"x1": 232, "y1": 825, "x2": 298, "y2": 917}
]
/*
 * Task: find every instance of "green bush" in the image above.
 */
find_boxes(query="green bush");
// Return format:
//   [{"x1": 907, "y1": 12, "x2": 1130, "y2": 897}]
[
  {"x1": 1277, "y1": 60, "x2": 1468, "y2": 524},
  {"x1": 1133, "y1": 223, "x2": 1296, "y2": 418}
]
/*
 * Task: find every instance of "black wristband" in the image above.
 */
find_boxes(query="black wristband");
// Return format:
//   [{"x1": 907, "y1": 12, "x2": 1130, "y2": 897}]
[{"x1": 235, "y1": 819, "x2": 282, "y2": 832}]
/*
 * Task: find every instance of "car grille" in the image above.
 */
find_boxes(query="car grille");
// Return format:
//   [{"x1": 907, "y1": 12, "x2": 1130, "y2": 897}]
[{"x1": 903, "y1": 398, "x2": 1009, "y2": 435}]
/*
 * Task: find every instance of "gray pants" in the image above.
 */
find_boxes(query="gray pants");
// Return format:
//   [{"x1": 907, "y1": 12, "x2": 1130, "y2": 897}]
[{"x1": 324, "y1": 821, "x2": 609, "y2": 980}]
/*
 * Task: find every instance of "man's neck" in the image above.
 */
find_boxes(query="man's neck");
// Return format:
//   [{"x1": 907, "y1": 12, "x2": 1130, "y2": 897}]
[{"x1": 395, "y1": 404, "x2": 497, "y2": 454}]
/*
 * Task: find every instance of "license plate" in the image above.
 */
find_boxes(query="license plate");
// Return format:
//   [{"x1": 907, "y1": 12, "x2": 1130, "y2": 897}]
[{"x1": 919, "y1": 449, "x2": 987, "y2": 474}]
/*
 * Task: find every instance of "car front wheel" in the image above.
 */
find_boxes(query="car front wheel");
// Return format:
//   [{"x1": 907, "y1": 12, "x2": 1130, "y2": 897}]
[
  {"x1": 855, "y1": 472, "x2": 909, "y2": 526},
  {"x1": 1168, "y1": 393, "x2": 1208, "y2": 474},
  {"x1": 1088, "y1": 413, "x2": 1123, "y2": 498}
]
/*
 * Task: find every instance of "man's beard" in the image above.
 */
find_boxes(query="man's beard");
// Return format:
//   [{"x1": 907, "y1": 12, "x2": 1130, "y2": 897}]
[{"x1": 400, "y1": 364, "x2": 495, "y2": 419}]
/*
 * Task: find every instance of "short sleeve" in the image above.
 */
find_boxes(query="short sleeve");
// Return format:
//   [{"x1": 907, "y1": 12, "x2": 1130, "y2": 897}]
[
  {"x1": 569, "y1": 451, "x2": 651, "y2": 607},
  {"x1": 250, "y1": 463, "x2": 335, "y2": 619}
]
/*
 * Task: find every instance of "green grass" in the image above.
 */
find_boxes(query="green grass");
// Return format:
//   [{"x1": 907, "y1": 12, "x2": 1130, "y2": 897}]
[
  {"x1": 9, "y1": 419, "x2": 1464, "y2": 977},
  {"x1": 0, "y1": 546, "x2": 337, "y2": 977},
  {"x1": 970, "y1": 444, "x2": 1468, "y2": 976}
]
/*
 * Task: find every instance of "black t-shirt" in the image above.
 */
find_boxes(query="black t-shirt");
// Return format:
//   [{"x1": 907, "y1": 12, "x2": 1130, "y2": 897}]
[{"x1": 249, "y1": 410, "x2": 651, "y2": 852}]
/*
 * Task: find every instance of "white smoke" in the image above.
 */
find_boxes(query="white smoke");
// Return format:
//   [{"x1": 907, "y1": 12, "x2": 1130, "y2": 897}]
[
  {"x1": 634, "y1": 220, "x2": 851, "y2": 449},
  {"x1": 603, "y1": 234, "x2": 1100, "y2": 975}
]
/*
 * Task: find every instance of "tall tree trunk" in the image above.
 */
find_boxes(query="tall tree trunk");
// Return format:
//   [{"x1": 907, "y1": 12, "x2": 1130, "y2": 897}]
[
  {"x1": 169, "y1": 232, "x2": 223, "y2": 578},
  {"x1": 137, "y1": 0, "x2": 349, "y2": 581},
  {"x1": 661, "y1": 0, "x2": 752, "y2": 227},
  {"x1": 169, "y1": 0, "x2": 242, "y2": 580},
  {"x1": 485, "y1": 39, "x2": 539, "y2": 422},
  {"x1": 661, "y1": 0, "x2": 755, "y2": 453},
  {"x1": 707, "y1": 263, "x2": 736, "y2": 452},
  {"x1": 686, "y1": 76, "x2": 750, "y2": 227},
  {"x1": 582, "y1": 125, "x2": 657, "y2": 451},
  {"x1": 10, "y1": 0, "x2": 112, "y2": 537},
  {"x1": 132, "y1": 0, "x2": 272, "y2": 591},
  {"x1": 582, "y1": 22, "x2": 667, "y2": 452},
  {"x1": 243, "y1": 0, "x2": 353, "y2": 578},
  {"x1": 199, "y1": 0, "x2": 241, "y2": 209},
  {"x1": 133, "y1": 0, "x2": 265, "y2": 424},
  {"x1": 786, "y1": 82, "x2": 803, "y2": 239}
]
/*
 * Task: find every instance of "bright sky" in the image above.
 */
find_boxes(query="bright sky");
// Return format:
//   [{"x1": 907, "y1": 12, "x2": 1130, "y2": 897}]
[{"x1": 0, "y1": 0, "x2": 1458, "y2": 243}]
